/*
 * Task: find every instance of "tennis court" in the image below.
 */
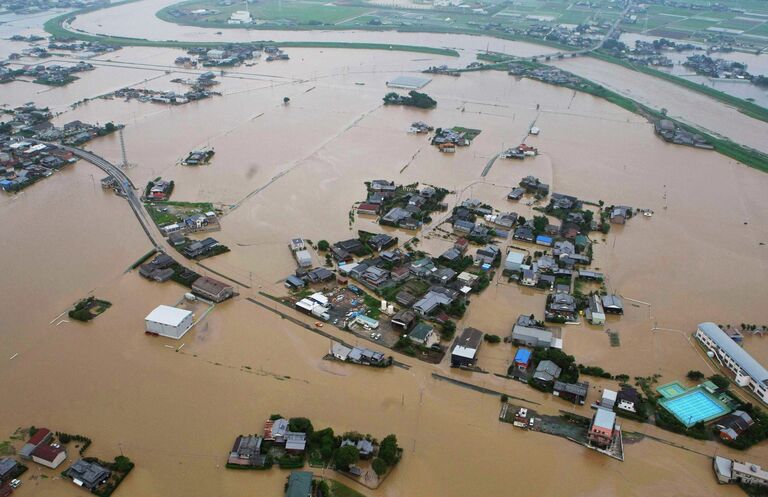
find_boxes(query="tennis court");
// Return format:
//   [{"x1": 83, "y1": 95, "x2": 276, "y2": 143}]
[{"x1": 657, "y1": 382, "x2": 687, "y2": 398}]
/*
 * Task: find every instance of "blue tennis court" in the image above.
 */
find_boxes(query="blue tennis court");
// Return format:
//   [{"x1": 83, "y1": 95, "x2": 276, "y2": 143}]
[{"x1": 658, "y1": 389, "x2": 731, "y2": 427}]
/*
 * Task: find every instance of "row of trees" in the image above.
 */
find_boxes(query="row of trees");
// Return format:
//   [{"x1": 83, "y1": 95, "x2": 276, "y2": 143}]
[{"x1": 383, "y1": 91, "x2": 437, "y2": 109}]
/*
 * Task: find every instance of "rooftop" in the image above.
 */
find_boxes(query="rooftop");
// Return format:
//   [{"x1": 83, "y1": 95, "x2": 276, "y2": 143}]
[
  {"x1": 145, "y1": 305, "x2": 192, "y2": 326},
  {"x1": 698, "y1": 322, "x2": 768, "y2": 384}
]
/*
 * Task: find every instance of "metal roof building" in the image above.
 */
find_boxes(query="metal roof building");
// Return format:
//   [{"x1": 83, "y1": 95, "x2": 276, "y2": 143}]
[
  {"x1": 695, "y1": 322, "x2": 768, "y2": 404},
  {"x1": 145, "y1": 305, "x2": 194, "y2": 339}
]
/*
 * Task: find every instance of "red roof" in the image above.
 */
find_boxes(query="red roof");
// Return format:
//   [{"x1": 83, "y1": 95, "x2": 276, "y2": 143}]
[
  {"x1": 27, "y1": 428, "x2": 51, "y2": 446},
  {"x1": 32, "y1": 444, "x2": 64, "y2": 462},
  {"x1": 357, "y1": 203, "x2": 379, "y2": 212}
]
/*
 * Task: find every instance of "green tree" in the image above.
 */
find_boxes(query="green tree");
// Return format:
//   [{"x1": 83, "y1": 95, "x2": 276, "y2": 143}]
[
  {"x1": 288, "y1": 417, "x2": 314, "y2": 435},
  {"x1": 333, "y1": 445, "x2": 359, "y2": 472},
  {"x1": 317, "y1": 240, "x2": 330, "y2": 251},
  {"x1": 104, "y1": 122, "x2": 116, "y2": 132},
  {"x1": 441, "y1": 320, "x2": 456, "y2": 340},
  {"x1": 533, "y1": 215, "x2": 548, "y2": 234},
  {"x1": 372, "y1": 457, "x2": 388, "y2": 476},
  {"x1": 686, "y1": 370, "x2": 705, "y2": 381},
  {"x1": 114, "y1": 455, "x2": 133, "y2": 473},
  {"x1": 378, "y1": 434, "x2": 399, "y2": 466}
]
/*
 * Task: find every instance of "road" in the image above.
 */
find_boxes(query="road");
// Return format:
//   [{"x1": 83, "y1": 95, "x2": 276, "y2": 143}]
[{"x1": 43, "y1": 141, "x2": 165, "y2": 251}]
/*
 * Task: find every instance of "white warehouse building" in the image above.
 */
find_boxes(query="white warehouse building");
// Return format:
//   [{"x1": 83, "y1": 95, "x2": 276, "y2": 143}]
[
  {"x1": 145, "y1": 305, "x2": 194, "y2": 339},
  {"x1": 695, "y1": 322, "x2": 768, "y2": 404}
]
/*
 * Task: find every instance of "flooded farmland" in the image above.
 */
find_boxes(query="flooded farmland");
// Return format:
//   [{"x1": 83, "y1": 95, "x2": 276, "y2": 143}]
[{"x1": 1, "y1": 3, "x2": 768, "y2": 497}]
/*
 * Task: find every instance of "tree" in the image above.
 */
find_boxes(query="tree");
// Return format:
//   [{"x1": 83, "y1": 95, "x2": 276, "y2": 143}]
[
  {"x1": 372, "y1": 457, "x2": 388, "y2": 476},
  {"x1": 317, "y1": 240, "x2": 330, "y2": 251},
  {"x1": 288, "y1": 417, "x2": 314, "y2": 435},
  {"x1": 686, "y1": 370, "x2": 705, "y2": 381},
  {"x1": 533, "y1": 215, "x2": 548, "y2": 234},
  {"x1": 441, "y1": 320, "x2": 456, "y2": 340},
  {"x1": 708, "y1": 374, "x2": 730, "y2": 390},
  {"x1": 113, "y1": 455, "x2": 133, "y2": 473},
  {"x1": 283, "y1": 97, "x2": 290, "y2": 104},
  {"x1": 484, "y1": 334, "x2": 501, "y2": 344},
  {"x1": 333, "y1": 445, "x2": 359, "y2": 472},
  {"x1": 378, "y1": 434, "x2": 399, "y2": 466},
  {"x1": 500, "y1": 394, "x2": 509, "y2": 403}
]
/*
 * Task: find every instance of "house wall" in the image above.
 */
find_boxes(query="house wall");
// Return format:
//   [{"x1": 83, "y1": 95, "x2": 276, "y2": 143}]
[
  {"x1": 695, "y1": 329, "x2": 768, "y2": 404},
  {"x1": 146, "y1": 314, "x2": 193, "y2": 339},
  {"x1": 32, "y1": 451, "x2": 66, "y2": 469}
]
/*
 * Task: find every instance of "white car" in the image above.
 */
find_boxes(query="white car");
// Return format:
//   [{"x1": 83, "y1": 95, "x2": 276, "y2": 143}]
[{"x1": 10, "y1": 479, "x2": 21, "y2": 488}]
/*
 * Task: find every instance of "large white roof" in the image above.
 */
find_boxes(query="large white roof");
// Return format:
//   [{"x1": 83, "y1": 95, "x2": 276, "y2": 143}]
[
  {"x1": 145, "y1": 305, "x2": 192, "y2": 326},
  {"x1": 699, "y1": 322, "x2": 768, "y2": 384}
]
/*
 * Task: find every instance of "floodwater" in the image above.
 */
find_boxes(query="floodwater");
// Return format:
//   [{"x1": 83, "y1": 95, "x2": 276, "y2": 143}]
[
  {"x1": 618, "y1": 33, "x2": 768, "y2": 108},
  {"x1": 1, "y1": 6, "x2": 768, "y2": 497}
]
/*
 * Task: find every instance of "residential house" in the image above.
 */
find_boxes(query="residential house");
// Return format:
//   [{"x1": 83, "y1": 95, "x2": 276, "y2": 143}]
[
  {"x1": 19, "y1": 428, "x2": 52, "y2": 459},
  {"x1": 396, "y1": 291, "x2": 417, "y2": 307},
  {"x1": 535, "y1": 235, "x2": 553, "y2": 247},
  {"x1": 520, "y1": 175, "x2": 549, "y2": 195},
  {"x1": 413, "y1": 288, "x2": 454, "y2": 316},
  {"x1": 454, "y1": 238, "x2": 469, "y2": 253},
  {"x1": 264, "y1": 418, "x2": 290, "y2": 443},
  {"x1": 714, "y1": 456, "x2": 768, "y2": 486},
  {"x1": 285, "y1": 275, "x2": 306, "y2": 289},
  {"x1": 586, "y1": 294, "x2": 606, "y2": 325},
  {"x1": 362, "y1": 266, "x2": 390, "y2": 288},
  {"x1": 390, "y1": 266, "x2": 410, "y2": 283},
  {"x1": 192, "y1": 276, "x2": 235, "y2": 302},
  {"x1": 228, "y1": 435, "x2": 266, "y2": 467},
  {"x1": 588, "y1": 409, "x2": 617, "y2": 448},
  {"x1": 513, "y1": 348, "x2": 532, "y2": 370},
  {"x1": 610, "y1": 206, "x2": 632, "y2": 224},
  {"x1": 716, "y1": 411, "x2": 755, "y2": 441},
  {"x1": 307, "y1": 267, "x2": 334, "y2": 284},
  {"x1": 513, "y1": 225, "x2": 535, "y2": 242},
  {"x1": 368, "y1": 234, "x2": 396, "y2": 252},
  {"x1": 409, "y1": 258, "x2": 436, "y2": 278},
  {"x1": 32, "y1": 444, "x2": 66, "y2": 469},
  {"x1": 0, "y1": 458, "x2": 19, "y2": 481},
  {"x1": 381, "y1": 207, "x2": 414, "y2": 227},
  {"x1": 181, "y1": 237, "x2": 219, "y2": 258},
  {"x1": 370, "y1": 180, "x2": 396, "y2": 192},
  {"x1": 533, "y1": 360, "x2": 562, "y2": 384},
  {"x1": 440, "y1": 247, "x2": 461, "y2": 263},
  {"x1": 602, "y1": 294, "x2": 624, "y2": 314},
  {"x1": 550, "y1": 193, "x2": 579, "y2": 211},
  {"x1": 391, "y1": 309, "x2": 417, "y2": 331},
  {"x1": 357, "y1": 203, "x2": 380, "y2": 216},
  {"x1": 547, "y1": 293, "x2": 577, "y2": 321},
  {"x1": 507, "y1": 187, "x2": 525, "y2": 200},
  {"x1": 512, "y1": 324, "x2": 553, "y2": 348},
  {"x1": 450, "y1": 327, "x2": 484, "y2": 367},
  {"x1": 408, "y1": 322, "x2": 439, "y2": 347},
  {"x1": 553, "y1": 381, "x2": 589, "y2": 405},
  {"x1": 520, "y1": 269, "x2": 539, "y2": 287},
  {"x1": 453, "y1": 220, "x2": 475, "y2": 235},
  {"x1": 341, "y1": 439, "x2": 375, "y2": 459},
  {"x1": 553, "y1": 240, "x2": 575, "y2": 257},
  {"x1": 285, "y1": 432, "x2": 307, "y2": 454},
  {"x1": 431, "y1": 267, "x2": 456, "y2": 285},
  {"x1": 65, "y1": 459, "x2": 111, "y2": 490},
  {"x1": 475, "y1": 245, "x2": 499, "y2": 265},
  {"x1": 616, "y1": 386, "x2": 640, "y2": 414}
]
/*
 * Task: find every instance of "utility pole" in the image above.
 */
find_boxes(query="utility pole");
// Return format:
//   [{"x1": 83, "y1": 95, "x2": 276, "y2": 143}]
[{"x1": 119, "y1": 128, "x2": 135, "y2": 169}]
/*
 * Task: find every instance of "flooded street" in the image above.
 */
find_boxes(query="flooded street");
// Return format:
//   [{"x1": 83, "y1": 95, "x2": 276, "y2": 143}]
[{"x1": 1, "y1": 3, "x2": 768, "y2": 497}]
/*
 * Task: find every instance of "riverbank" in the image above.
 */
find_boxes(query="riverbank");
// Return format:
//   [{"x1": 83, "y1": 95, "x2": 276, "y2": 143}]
[{"x1": 43, "y1": 8, "x2": 459, "y2": 57}]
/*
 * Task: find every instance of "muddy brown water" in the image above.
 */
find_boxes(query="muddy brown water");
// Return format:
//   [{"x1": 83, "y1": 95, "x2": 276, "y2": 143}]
[{"x1": 1, "y1": 9, "x2": 767, "y2": 497}]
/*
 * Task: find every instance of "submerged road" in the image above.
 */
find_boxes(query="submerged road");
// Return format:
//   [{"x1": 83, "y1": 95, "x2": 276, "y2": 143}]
[{"x1": 42, "y1": 141, "x2": 164, "y2": 250}]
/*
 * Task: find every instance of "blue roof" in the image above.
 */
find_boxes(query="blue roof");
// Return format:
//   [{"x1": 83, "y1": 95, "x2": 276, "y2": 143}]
[
  {"x1": 536, "y1": 235, "x2": 553, "y2": 243},
  {"x1": 514, "y1": 348, "x2": 532, "y2": 363}
]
